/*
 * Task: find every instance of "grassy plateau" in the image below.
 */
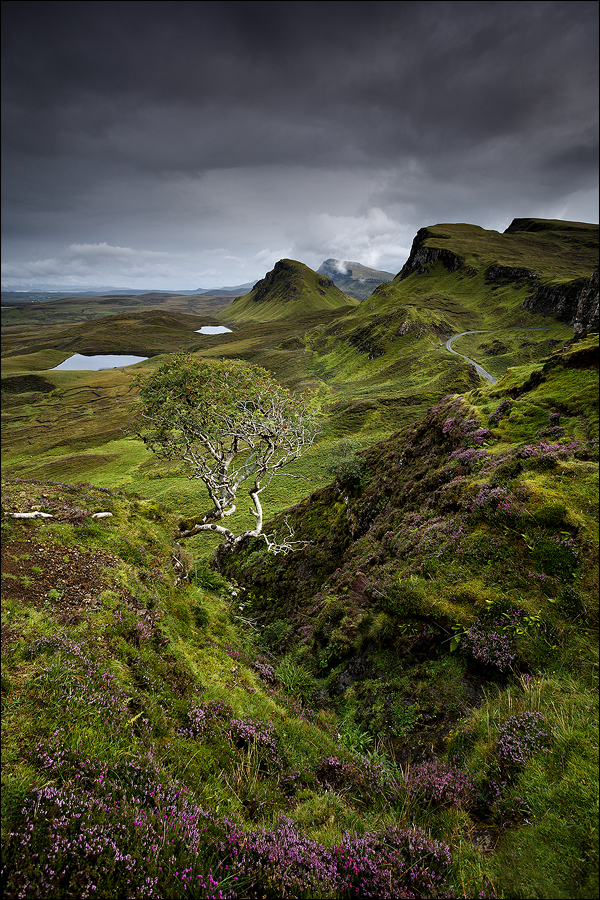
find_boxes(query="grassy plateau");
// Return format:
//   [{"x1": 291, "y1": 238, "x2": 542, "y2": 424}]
[{"x1": 1, "y1": 218, "x2": 598, "y2": 898}]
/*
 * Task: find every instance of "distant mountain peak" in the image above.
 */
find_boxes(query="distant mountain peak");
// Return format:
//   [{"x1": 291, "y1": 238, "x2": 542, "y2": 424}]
[
  {"x1": 317, "y1": 259, "x2": 395, "y2": 300},
  {"x1": 319, "y1": 258, "x2": 351, "y2": 276}
]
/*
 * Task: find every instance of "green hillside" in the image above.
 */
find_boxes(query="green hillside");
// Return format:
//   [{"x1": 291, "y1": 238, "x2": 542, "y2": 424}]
[
  {"x1": 289, "y1": 219, "x2": 597, "y2": 433},
  {"x1": 217, "y1": 259, "x2": 358, "y2": 324},
  {"x1": 2, "y1": 332, "x2": 598, "y2": 899},
  {"x1": 402, "y1": 219, "x2": 598, "y2": 279},
  {"x1": 1, "y1": 217, "x2": 598, "y2": 898}
]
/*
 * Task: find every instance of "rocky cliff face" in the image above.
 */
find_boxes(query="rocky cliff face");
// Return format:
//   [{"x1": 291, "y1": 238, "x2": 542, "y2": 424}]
[
  {"x1": 484, "y1": 264, "x2": 538, "y2": 285},
  {"x1": 397, "y1": 228, "x2": 470, "y2": 280},
  {"x1": 573, "y1": 269, "x2": 599, "y2": 338},
  {"x1": 251, "y1": 260, "x2": 306, "y2": 304},
  {"x1": 522, "y1": 269, "x2": 599, "y2": 337},
  {"x1": 398, "y1": 223, "x2": 598, "y2": 338}
]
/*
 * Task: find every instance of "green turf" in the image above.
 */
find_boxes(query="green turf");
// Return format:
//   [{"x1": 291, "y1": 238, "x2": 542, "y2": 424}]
[{"x1": 1, "y1": 219, "x2": 598, "y2": 898}]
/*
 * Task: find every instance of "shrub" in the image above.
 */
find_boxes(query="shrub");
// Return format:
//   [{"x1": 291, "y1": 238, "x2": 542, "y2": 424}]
[
  {"x1": 460, "y1": 621, "x2": 517, "y2": 673},
  {"x1": 181, "y1": 702, "x2": 209, "y2": 739},
  {"x1": 228, "y1": 717, "x2": 281, "y2": 769},
  {"x1": 496, "y1": 712, "x2": 551, "y2": 765},
  {"x1": 324, "y1": 439, "x2": 367, "y2": 490},
  {"x1": 406, "y1": 759, "x2": 476, "y2": 810}
]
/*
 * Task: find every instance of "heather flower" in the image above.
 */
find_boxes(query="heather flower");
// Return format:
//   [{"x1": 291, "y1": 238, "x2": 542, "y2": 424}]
[
  {"x1": 539, "y1": 425, "x2": 566, "y2": 437},
  {"x1": 406, "y1": 759, "x2": 476, "y2": 810},
  {"x1": 181, "y1": 703, "x2": 208, "y2": 739},
  {"x1": 488, "y1": 399, "x2": 512, "y2": 426},
  {"x1": 2, "y1": 745, "x2": 462, "y2": 900},
  {"x1": 516, "y1": 440, "x2": 581, "y2": 467},
  {"x1": 219, "y1": 818, "x2": 455, "y2": 899},
  {"x1": 496, "y1": 712, "x2": 550, "y2": 765},
  {"x1": 450, "y1": 448, "x2": 487, "y2": 467},
  {"x1": 460, "y1": 622, "x2": 516, "y2": 673},
  {"x1": 399, "y1": 513, "x2": 467, "y2": 562},
  {"x1": 228, "y1": 717, "x2": 281, "y2": 768},
  {"x1": 314, "y1": 756, "x2": 394, "y2": 802},
  {"x1": 251, "y1": 659, "x2": 278, "y2": 685},
  {"x1": 27, "y1": 635, "x2": 132, "y2": 727},
  {"x1": 470, "y1": 484, "x2": 527, "y2": 522}
]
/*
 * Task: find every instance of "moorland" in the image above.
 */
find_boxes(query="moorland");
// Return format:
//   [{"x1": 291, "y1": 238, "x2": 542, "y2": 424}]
[{"x1": 1, "y1": 218, "x2": 598, "y2": 899}]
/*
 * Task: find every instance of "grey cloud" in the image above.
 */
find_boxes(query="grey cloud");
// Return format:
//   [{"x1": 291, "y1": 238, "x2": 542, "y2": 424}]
[
  {"x1": 1, "y1": 0, "x2": 597, "y2": 288},
  {"x1": 4, "y1": 1, "x2": 597, "y2": 169}
]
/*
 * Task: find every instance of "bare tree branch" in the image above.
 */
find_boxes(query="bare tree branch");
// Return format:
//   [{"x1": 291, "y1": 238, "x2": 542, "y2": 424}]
[{"x1": 134, "y1": 354, "x2": 319, "y2": 553}]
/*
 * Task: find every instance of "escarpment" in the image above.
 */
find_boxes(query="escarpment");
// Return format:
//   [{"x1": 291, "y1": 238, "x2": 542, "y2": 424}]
[
  {"x1": 397, "y1": 228, "x2": 467, "y2": 280},
  {"x1": 522, "y1": 268, "x2": 599, "y2": 336}
]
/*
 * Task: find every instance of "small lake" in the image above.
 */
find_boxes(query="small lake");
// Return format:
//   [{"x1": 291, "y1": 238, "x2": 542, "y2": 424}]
[
  {"x1": 195, "y1": 326, "x2": 232, "y2": 335},
  {"x1": 51, "y1": 354, "x2": 149, "y2": 371}
]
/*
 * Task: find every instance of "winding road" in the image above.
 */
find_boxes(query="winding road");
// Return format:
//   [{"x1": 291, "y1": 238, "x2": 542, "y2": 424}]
[
  {"x1": 445, "y1": 326, "x2": 572, "y2": 385},
  {"x1": 445, "y1": 331, "x2": 498, "y2": 384}
]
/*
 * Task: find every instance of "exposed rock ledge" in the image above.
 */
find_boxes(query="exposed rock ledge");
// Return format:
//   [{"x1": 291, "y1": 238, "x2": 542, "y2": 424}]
[
  {"x1": 522, "y1": 269, "x2": 599, "y2": 338},
  {"x1": 397, "y1": 228, "x2": 468, "y2": 280}
]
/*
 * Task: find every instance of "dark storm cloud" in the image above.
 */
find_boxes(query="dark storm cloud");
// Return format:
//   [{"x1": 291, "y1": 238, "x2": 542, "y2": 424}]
[
  {"x1": 2, "y1": 1, "x2": 598, "y2": 288},
  {"x1": 4, "y1": 1, "x2": 596, "y2": 167}
]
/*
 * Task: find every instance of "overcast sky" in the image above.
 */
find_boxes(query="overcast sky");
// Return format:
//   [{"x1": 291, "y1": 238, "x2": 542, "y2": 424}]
[{"x1": 2, "y1": 0, "x2": 598, "y2": 290}]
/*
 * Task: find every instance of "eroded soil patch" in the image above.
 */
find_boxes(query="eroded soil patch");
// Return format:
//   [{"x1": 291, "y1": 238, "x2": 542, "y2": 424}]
[{"x1": 2, "y1": 537, "x2": 120, "y2": 618}]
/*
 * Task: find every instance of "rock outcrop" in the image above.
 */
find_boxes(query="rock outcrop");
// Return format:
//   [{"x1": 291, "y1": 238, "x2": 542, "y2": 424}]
[
  {"x1": 397, "y1": 228, "x2": 467, "y2": 280},
  {"x1": 522, "y1": 269, "x2": 599, "y2": 337},
  {"x1": 484, "y1": 264, "x2": 538, "y2": 285},
  {"x1": 573, "y1": 269, "x2": 599, "y2": 338}
]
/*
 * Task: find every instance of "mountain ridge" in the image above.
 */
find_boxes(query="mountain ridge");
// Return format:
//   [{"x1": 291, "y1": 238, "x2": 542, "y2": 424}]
[{"x1": 217, "y1": 258, "x2": 358, "y2": 324}]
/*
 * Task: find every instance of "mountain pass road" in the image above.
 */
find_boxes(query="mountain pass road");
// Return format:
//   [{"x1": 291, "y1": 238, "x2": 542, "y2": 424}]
[
  {"x1": 445, "y1": 331, "x2": 497, "y2": 384},
  {"x1": 445, "y1": 326, "x2": 572, "y2": 385}
]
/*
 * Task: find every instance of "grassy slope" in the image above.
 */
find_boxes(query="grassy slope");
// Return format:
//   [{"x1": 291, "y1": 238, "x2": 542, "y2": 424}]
[
  {"x1": 1, "y1": 485, "x2": 368, "y2": 897},
  {"x1": 2, "y1": 334, "x2": 598, "y2": 899},
  {"x1": 219, "y1": 333, "x2": 599, "y2": 899},
  {"x1": 216, "y1": 259, "x2": 358, "y2": 324},
  {"x1": 1, "y1": 219, "x2": 599, "y2": 897}
]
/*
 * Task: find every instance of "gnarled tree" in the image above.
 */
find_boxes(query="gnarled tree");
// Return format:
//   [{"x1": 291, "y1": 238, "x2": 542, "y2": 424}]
[{"x1": 134, "y1": 354, "x2": 319, "y2": 552}]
